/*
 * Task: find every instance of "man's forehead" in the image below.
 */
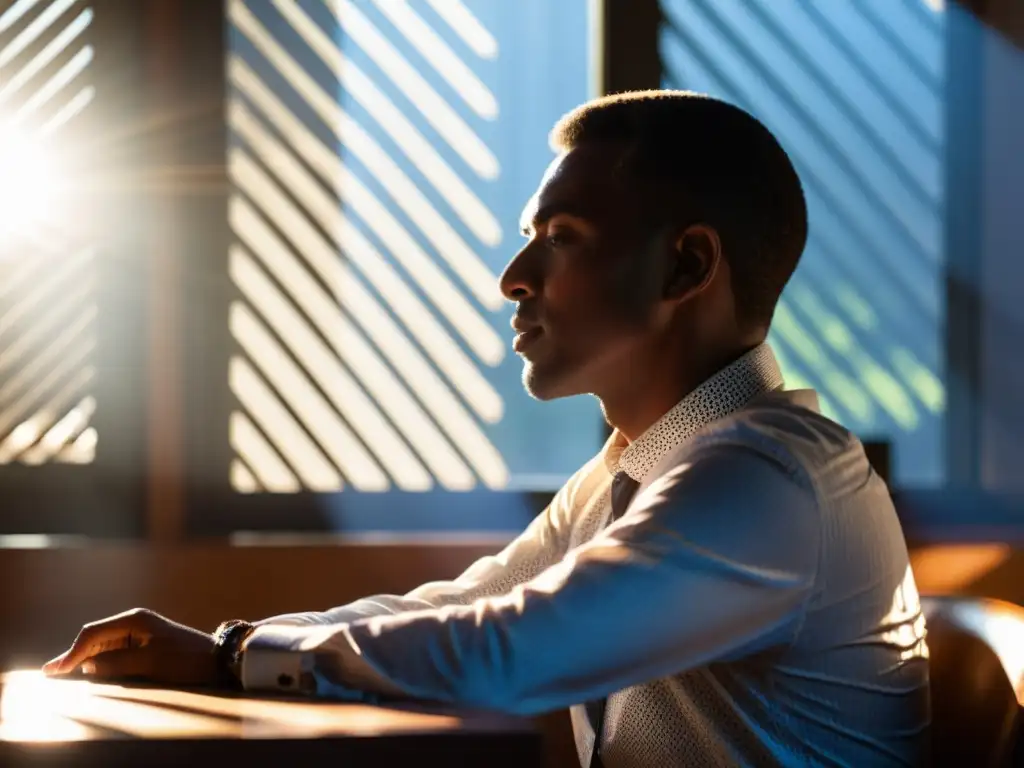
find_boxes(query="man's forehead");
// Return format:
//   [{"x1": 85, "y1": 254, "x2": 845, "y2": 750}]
[
  {"x1": 545, "y1": 143, "x2": 625, "y2": 185},
  {"x1": 539, "y1": 153, "x2": 567, "y2": 186},
  {"x1": 520, "y1": 146, "x2": 626, "y2": 226}
]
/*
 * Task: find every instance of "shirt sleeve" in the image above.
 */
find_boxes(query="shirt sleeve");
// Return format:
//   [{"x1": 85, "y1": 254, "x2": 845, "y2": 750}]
[
  {"x1": 241, "y1": 443, "x2": 822, "y2": 710},
  {"x1": 252, "y1": 462, "x2": 592, "y2": 628}
]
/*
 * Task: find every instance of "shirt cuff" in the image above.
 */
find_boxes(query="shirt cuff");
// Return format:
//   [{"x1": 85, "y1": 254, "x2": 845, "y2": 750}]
[{"x1": 240, "y1": 623, "x2": 318, "y2": 694}]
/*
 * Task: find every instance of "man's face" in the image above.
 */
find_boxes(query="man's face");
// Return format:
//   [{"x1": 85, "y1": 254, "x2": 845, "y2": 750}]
[{"x1": 500, "y1": 143, "x2": 669, "y2": 401}]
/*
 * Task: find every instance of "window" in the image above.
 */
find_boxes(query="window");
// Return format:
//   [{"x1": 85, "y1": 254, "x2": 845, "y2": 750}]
[
  {"x1": 0, "y1": 0, "x2": 97, "y2": 467},
  {"x1": 661, "y1": 0, "x2": 947, "y2": 485},
  {"x1": 218, "y1": 0, "x2": 598, "y2": 532}
]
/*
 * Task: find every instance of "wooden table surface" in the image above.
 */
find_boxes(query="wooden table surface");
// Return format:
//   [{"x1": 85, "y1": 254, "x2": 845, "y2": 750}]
[{"x1": 0, "y1": 671, "x2": 541, "y2": 766}]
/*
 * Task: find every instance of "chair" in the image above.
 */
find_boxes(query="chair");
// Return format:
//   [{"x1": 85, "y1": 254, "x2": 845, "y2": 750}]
[{"x1": 923, "y1": 595, "x2": 1024, "y2": 767}]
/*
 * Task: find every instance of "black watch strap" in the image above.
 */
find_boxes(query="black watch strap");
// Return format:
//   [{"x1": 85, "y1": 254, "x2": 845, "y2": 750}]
[{"x1": 212, "y1": 619, "x2": 254, "y2": 689}]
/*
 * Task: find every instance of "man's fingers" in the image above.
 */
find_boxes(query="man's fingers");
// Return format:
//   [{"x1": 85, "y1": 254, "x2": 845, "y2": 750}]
[
  {"x1": 42, "y1": 651, "x2": 70, "y2": 675},
  {"x1": 45, "y1": 610, "x2": 155, "y2": 675},
  {"x1": 84, "y1": 647, "x2": 158, "y2": 680},
  {"x1": 53, "y1": 627, "x2": 129, "y2": 675}
]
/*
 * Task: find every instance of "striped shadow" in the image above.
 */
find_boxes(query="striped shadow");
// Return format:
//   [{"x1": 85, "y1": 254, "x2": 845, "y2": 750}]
[
  {"x1": 0, "y1": 0, "x2": 96, "y2": 465},
  {"x1": 662, "y1": 0, "x2": 945, "y2": 434},
  {"x1": 227, "y1": 0, "x2": 511, "y2": 493}
]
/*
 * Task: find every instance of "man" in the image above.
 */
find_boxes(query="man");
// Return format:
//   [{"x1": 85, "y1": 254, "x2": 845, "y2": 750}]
[{"x1": 44, "y1": 91, "x2": 930, "y2": 767}]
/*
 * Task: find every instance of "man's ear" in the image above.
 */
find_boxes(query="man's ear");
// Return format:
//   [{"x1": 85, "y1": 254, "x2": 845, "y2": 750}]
[{"x1": 664, "y1": 224, "x2": 722, "y2": 302}]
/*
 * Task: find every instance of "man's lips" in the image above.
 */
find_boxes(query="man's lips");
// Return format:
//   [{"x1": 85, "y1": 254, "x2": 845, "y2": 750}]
[{"x1": 513, "y1": 326, "x2": 543, "y2": 354}]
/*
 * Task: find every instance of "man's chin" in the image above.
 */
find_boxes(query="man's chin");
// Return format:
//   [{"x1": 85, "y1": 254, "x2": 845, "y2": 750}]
[{"x1": 521, "y1": 364, "x2": 577, "y2": 401}]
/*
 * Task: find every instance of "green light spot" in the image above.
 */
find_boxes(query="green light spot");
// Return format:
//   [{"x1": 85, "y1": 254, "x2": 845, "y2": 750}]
[
  {"x1": 835, "y1": 285, "x2": 878, "y2": 330},
  {"x1": 780, "y1": 367, "x2": 813, "y2": 391},
  {"x1": 821, "y1": 318, "x2": 854, "y2": 353},
  {"x1": 817, "y1": 393, "x2": 840, "y2": 423},
  {"x1": 824, "y1": 371, "x2": 874, "y2": 423},
  {"x1": 773, "y1": 301, "x2": 875, "y2": 427},
  {"x1": 771, "y1": 344, "x2": 797, "y2": 380},
  {"x1": 789, "y1": 284, "x2": 816, "y2": 308},
  {"x1": 772, "y1": 302, "x2": 825, "y2": 365},
  {"x1": 860, "y1": 361, "x2": 919, "y2": 429},
  {"x1": 771, "y1": 336, "x2": 845, "y2": 426},
  {"x1": 789, "y1": 287, "x2": 854, "y2": 354},
  {"x1": 890, "y1": 348, "x2": 945, "y2": 413}
]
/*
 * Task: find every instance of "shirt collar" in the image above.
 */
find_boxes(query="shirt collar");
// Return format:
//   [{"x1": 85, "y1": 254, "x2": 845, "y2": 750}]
[{"x1": 604, "y1": 343, "x2": 785, "y2": 481}]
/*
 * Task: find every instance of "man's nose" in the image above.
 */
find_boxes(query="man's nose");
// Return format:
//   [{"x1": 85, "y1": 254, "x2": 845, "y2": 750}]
[{"x1": 498, "y1": 247, "x2": 539, "y2": 302}]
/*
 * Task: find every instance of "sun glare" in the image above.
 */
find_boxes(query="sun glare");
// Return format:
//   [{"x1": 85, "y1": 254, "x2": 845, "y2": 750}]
[
  {"x1": 0, "y1": 124, "x2": 62, "y2": 240},
  {"x1": 0, "y1": 670, "x2": 92, "y2": 742}
]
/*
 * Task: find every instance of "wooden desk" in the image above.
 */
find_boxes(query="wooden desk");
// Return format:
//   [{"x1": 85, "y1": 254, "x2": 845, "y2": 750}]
[{"x1": 0, "y1": 672, "x2": 541, "y2": 766}]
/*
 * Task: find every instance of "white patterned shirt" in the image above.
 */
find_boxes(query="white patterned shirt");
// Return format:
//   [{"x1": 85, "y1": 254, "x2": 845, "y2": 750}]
[{"x1": 243, "y1": 344, "x2": 931, "y2": 767}]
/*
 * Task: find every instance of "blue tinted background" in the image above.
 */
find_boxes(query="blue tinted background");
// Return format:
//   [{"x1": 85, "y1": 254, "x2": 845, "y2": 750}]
[
  {"x1": 661, "y1": 0, "x2": 947, "y2": 486},
  {"x1": 228, "y1": 0, "x2": 600, "y2": 532},
  {"x1": 227, "y1": 0, "x2": 946, "y2": 535},
  {"x1": 332, "y1": 0, "x2": 603, "y2": 489}
]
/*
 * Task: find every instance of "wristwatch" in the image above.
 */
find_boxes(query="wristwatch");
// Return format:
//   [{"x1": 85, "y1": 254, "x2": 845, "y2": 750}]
[{"x1": 212, "y1": 619, "x2": 255, "y2": 689}]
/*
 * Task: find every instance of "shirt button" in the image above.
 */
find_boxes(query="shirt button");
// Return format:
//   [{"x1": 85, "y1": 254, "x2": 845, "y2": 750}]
[{"x1": 278, "y1": 674, "x2": 294, "y2": 688}]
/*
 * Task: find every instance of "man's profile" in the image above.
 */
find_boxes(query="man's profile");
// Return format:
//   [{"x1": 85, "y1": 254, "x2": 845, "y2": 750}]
[{"x1": 44, "y1": 91, "x2": 930, "y2": 767}]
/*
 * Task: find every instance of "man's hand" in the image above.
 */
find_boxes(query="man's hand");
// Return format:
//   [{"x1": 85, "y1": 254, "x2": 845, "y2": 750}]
[{"x1": 42, "y1": 609, "x2": 219, "y2": 686}]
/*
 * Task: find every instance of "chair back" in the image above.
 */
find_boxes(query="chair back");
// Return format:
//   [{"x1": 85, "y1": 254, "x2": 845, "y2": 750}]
[{"x1": 924, "y1": 596, "x2": 1024, "y2": 767}]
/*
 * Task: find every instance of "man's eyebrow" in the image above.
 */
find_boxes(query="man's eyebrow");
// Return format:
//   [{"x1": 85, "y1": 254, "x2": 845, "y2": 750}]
[{"x1": 519, "y1": 202, "x2": 597, "y2": 234}]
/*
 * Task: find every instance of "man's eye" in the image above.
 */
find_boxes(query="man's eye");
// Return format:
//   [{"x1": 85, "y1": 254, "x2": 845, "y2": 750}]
[{"x1": 546, "y1": 231, "x2": 574, "y2": 247}]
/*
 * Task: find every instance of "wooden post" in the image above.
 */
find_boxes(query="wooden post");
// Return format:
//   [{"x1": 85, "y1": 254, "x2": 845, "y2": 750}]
[{"x1": 145, "y1": 0, "x2": 185, "y2": 543}]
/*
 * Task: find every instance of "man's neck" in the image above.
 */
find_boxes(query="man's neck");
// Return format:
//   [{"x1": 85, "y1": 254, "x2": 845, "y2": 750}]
[{"x1": 599, "y1": 340, "x2": 762, "y2": 443}]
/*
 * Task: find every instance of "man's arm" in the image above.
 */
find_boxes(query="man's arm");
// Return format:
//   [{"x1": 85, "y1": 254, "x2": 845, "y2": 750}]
[
  {"x1": 254, "y1": 460, "x2": 596, "y2": 627},
  {"x1": 241, "y1": 444, "x2": 821, "y2": 711},
  {"x1": 39, "y1": 459, "x2": 596, "y2": 681}
]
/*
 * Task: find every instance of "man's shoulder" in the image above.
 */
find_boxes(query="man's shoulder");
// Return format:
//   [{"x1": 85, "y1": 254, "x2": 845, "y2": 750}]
[
  {"x1": 644, "y1": 391, "x2": 865, "y2": 497},
  {"x1": 717, "y1": 390, "x2": 860, "y2": 459}
]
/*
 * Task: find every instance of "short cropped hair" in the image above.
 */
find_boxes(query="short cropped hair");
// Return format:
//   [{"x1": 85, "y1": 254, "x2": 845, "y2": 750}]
[{"x1": 551, "y1": 90, "x2": 807, "y2": 328}]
